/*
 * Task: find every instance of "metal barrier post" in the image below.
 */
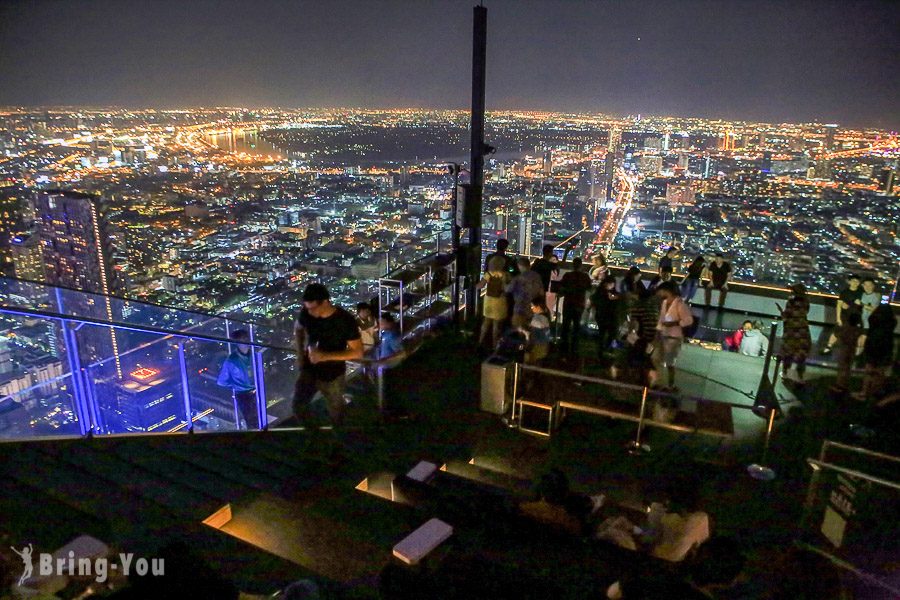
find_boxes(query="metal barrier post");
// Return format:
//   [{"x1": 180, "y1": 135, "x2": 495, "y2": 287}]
[
  {"x1": 377, "y1": 365, "x2": 385, "y2": 414},
  {"x1": 748, "y1": 406, "x2": 778, "y2": 480},
  {"x1": 60, "y1": 319, "x2": 93, "y2": 437},
  {"x1": 249, "y1": 324, "x2": 268, "y2": 431},
  {"x1": 505, "y1": 362, "x2": 520, "y2": 428},
  {"x1": 225, "y1": 318, "x2": 241, "y2": 426},
  {"x1": 627, "y1": 386, "x2": 651, "y2": 454},
  {"x1": 177, "y1": 341, "x2": 193, "y2": 433}
]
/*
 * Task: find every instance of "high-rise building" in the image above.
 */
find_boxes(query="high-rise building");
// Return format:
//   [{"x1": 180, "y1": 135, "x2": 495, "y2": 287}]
[
  {"x1": 878, "y1": 167, "x2": 895, "y2": 195},
  {"x1": 608, "y1": 127, "x2": 622, "y2": 155},
  {"x1": 823, "y1": 124, "x2": 838, "y2": 151},
  {"x1": 542, "y1": 150, "x2": 552, "y2": 176},
  {"x1": 35, "y1": 190, "x2": 123, "y2": 376},
  {"x1": 665, "y1": 181, "x2": 696, "y2": 206},
  {"x1": 36, "y1": 190, "x2": 122, "y2": 295},
  {"x1": 605, "y1": 153, "x2": 616, "y2": 202},
  {"x1": 0, "y1": 192, "x2": 23, "y2": 275}
]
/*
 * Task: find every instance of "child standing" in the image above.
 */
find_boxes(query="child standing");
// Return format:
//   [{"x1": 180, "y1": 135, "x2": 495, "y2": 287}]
[{"x1": 526, "y1": 298, "x2": 551, "y2": 365}]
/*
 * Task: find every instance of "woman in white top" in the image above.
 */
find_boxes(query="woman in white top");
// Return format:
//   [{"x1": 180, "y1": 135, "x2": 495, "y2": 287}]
[
  {"x1": 652, "y1": 281, "x2": 694, "y2": 391},
  {"x1": 589, "y1": 254, "x2": 608, "y2": 283},
  {"x1": 585, "y1": 254, "x2": 609, "y2": 326}
]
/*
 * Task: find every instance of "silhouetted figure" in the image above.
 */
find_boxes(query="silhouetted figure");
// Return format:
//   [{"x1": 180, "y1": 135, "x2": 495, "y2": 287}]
[
  {"x1": 824, "y1": 273, "x2": 862, "y2": 354},
  {"x1": 592, "y1": 275, "x2": 623, "y2": 356},
  {"x1": 856, "y1": 303, "x2": 897, "y2": 401},
  {"x1": 506, "y1": 257, "x2": 544, "y2": 329},
  {"x1": 483, "y1": 238, "x2": 518, "y2": 275},
  {"x1": 530, "y1": 244, "x2": 558, "y2": 292},
  {"x1": 780, "y1": 283, "x2": 811, "y2": 383},
  {"x1": 558, "y1": 257, "x2": 592, "y2": 355}
]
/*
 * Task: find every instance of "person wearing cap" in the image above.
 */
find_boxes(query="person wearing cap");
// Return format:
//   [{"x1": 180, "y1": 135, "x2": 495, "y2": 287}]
[{"x1": 293, "y1": 283, "x2": 363, "y2": 427}]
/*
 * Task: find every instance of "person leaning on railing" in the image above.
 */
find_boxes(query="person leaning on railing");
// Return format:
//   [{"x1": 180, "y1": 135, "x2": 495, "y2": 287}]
[
  {"x1": 476, "y1": 255, "x2": 511, "y2": 349},
  {"x1": 703, "y1": 253, "x2": 732, "y2": 309},
  {"x1": 680, "y1": 255, "x2": 706, "y2": 303},
  {"x1": 216, "y1": 329, "x2": 258, "y2": 430}
]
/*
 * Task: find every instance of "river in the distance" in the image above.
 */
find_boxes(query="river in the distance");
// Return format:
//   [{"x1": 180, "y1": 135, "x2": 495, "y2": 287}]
[{"x1": 203, "y1": 129, "x2": 287, "y2": 158}]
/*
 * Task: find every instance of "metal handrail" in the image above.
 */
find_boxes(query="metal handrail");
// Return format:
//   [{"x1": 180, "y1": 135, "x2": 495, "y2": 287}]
[
  {"x1": 0, "y1": 275, "x2": 266, "y2": 327},
  {"x1": 805, "y1": 459, "x2": 900, "y2": 492},
  {"x1": 0, "y1": 304, "x2": 294, "y2": 353},
  {"x1": 516, "y1": 361, "x2": 760, "y2": 410},
  {"x1": 819, "y1": 439, "x2": 900, "y2": 464}
]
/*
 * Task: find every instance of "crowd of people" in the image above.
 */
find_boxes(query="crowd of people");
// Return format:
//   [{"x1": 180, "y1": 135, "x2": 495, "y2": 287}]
[
  {"x1": 475, "y1": 240, "x2": 897, "y2": 399},
  {"x1": 215, "y1": 241, "x2": 896, "y2": 430}
]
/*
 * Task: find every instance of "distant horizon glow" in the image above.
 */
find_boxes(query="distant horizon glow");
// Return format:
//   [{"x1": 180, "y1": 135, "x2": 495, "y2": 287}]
[{"x1": 0, "y1": 0, "x2": 897, "y2": 129}]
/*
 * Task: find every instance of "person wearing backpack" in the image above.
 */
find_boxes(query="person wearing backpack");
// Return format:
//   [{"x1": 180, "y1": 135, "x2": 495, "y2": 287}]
[
  {"x1": 653, "y1": 281, "x2": 694, "y2": 391},
  {"x1": 477, "y1": 255, "x2": 511, "y2": 349}
]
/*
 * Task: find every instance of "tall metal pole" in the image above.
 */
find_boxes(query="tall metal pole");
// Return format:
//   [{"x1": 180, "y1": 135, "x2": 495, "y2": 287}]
[{"x1": 466, "y1": 5, "x2": 487, "y2": 322}]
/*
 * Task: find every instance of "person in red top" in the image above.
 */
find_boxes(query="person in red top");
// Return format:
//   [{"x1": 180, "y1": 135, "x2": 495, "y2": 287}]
[{"x1": 723, "y1": 321, "x2": 753, "y2": 352}]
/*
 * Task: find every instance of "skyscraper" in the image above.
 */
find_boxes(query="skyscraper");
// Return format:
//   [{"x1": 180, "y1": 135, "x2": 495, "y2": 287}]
[
  {"x1": 0, "y1": 192, "x2": 23, "y2": 275},
  {"x1": 879, "y1": 167, "x2": 895, "y2": 195},
  {"x1": 542, "y1": 149, "x2": 552, "y2": 176},
  {"x1": 35, "y1": 190, "x2": 123, "y2": 376},
  {"x1": 36, "y1": 190, "x2": 122, "y2": 295},
  {"x1": 823, "y1": 124, "x2": 838, "y2": 151}
]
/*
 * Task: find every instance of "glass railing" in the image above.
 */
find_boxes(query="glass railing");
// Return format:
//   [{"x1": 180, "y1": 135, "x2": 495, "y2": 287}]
[
  {"x1": 0, "y1": 279, "x2": 297, "y2": 440},
  {"x1": 383, "y1": 229, "x2": 454, "y2": 275}
]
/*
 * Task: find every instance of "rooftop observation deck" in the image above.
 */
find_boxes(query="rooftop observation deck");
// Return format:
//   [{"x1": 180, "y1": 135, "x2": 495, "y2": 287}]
[{"x1": 0, "y1": 262, "x2": 898, "y2": 598}]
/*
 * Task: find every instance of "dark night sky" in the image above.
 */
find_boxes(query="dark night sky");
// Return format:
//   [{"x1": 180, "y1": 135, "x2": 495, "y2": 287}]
[{"x1": 1, "y1": 0, "x2": 897, "y2": 128}]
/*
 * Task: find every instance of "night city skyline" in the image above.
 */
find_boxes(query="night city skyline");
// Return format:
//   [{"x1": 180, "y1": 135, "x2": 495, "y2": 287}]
[
  {"x1": 1, "y1": 3, "x2": 900, "y2": 598},
  {"x1": 1, "y1": 0, "x2": 899, "y2": 129}
]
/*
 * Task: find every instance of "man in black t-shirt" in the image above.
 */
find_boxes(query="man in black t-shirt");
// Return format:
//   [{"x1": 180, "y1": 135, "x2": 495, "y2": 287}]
[
  {"x1": 824, "y1": 273, "x2": 863, "y2": 354},
  {"x1": 483, "y1": 238, "x2": 519, "y2": 276},
  {"x1": 531, "y1": 244, "x2": 559, "y2": 292},
  {"x1": 703, "y1": 253, "x2": 732, "y2": 308},
  {"x1": 293, "y1": 283, "x2": 363, "y2": 427}
]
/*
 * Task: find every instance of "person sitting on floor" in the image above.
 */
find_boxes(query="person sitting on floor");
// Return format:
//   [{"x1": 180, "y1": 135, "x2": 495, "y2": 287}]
[
  {"x1": 723, "y1": 320, "x2": 752, "y2": 352},
  {"x1": 738, "y1": 321, "x2": 769, "y2": 357}
]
